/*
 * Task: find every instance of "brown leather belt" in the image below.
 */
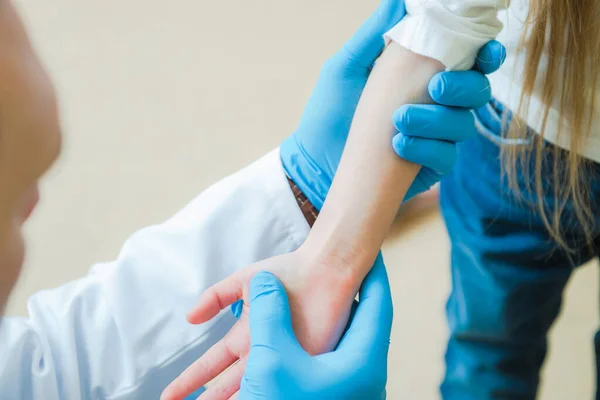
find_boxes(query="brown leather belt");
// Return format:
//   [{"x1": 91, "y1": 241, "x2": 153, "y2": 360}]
[{"x1": 287, "y1": 177, "x2": 319, "y2": 227}]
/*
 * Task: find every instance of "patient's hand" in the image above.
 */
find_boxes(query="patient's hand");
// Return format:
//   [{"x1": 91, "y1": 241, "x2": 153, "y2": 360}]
[{"x1": 161, "y1": 248, "x2": 361, "y2": 400}]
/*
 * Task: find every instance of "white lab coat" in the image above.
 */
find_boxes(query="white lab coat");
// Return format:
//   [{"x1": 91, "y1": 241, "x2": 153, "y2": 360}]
[{"x1": 0, "y1": 150, "x2": 310, "y2": 400}]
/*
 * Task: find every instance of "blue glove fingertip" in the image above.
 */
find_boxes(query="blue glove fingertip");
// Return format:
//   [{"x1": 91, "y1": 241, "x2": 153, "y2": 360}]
[
  {"x1": 391, "y1": 104, "x2": 411, "y2": 131},
  {"x1": 232, "y1": 272, "x2": 281, "y2": 319},
  {"x1": 427, "y1": 73, "x2": 447, "y2": 104},
  {"x1": 250, "y1": 271, "x2": 282, "y2": 302},
  {"x1": 476, "y1": 40, "x2": 506, "y2": 75},
  {"x1": 429, "y1": 71, "x2": 492, "y2": 108},
  {"x1": 391, "y1": 133, "x2": 410, "y2": 160},
  {"x1": 231, "y1": 300, "x2": 244, "y2": 319}
]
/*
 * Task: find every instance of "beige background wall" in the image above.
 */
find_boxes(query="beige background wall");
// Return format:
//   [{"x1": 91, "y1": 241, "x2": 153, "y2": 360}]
[{"x1": 8, "y1": 1, "x2": 598, "y2": 398}]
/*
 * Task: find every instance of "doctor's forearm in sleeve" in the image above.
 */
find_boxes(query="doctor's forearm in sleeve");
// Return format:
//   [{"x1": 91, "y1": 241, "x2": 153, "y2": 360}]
[{"x1": 0, "y1": 152, "x2": 308, "y2": 400}]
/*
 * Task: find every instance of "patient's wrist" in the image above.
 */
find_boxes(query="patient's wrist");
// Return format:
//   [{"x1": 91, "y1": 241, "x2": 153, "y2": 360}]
[
  {"x1": 285, "y1": 180, "x2": 372, "y2": 291},
  {"x1": 299, "y1": 228, "x2": 376, "y2": 290}
]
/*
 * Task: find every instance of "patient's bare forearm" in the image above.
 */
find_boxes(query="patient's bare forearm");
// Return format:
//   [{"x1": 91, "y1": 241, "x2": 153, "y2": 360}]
[{"x1": 304, "y1": 43, "x2": 443, "y2": 280}]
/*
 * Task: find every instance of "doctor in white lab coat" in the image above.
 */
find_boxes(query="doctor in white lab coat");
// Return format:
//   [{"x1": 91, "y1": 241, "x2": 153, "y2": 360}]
[{"x1": 0, "y1": 0, "x2": 504, "y2": 398}]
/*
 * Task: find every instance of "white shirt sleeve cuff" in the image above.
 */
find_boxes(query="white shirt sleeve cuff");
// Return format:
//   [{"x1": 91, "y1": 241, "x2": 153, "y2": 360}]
[{"x1": 385, "y1": 5, "x2": 504, "y2": 71}]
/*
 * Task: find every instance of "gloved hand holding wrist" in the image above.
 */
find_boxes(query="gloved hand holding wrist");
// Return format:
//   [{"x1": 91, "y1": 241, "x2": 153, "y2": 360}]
[{"x1": 239, "y1": 255, "x2": 392, "y2": 400}]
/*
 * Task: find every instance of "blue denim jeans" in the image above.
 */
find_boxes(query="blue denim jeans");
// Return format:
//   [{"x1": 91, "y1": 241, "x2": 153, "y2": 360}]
[{"x1": 440, "y1": 101, "x2": 600, "y2": 399}]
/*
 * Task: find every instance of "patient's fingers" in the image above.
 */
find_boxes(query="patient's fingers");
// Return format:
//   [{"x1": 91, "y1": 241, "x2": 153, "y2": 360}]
[
  {"x1": 161, "y1": 338, "x2": 235, "y2": 400},
  {"x1": 161, "y1": 321, "x2": 249, "y2": 400},
  {"x1": 198, "y1": 358, "x2": 247, "y2": 400},
  {"x1": 227, "y1": 392, "x2": 239, "y2": 400},
  {"x1": 187, "y1": 273, "x2": 247, "y2": 324}
]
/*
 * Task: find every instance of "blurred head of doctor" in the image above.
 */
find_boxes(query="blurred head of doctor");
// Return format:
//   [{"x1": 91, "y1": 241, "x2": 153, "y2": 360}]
[{"x1": 0, "y1": 1, "x2": 61, "y2": 312}]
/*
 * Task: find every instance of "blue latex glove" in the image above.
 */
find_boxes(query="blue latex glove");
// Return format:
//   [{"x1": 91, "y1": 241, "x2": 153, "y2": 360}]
[
  {"x1": 280, "y1": 0, "x2": 506, "y2": 208},
  {"x1": 396, "y1": 40, "x2": 506, "y2": 200},
  {"x1": 239, "y1": 255, "x2": 392, "y2": 400}
]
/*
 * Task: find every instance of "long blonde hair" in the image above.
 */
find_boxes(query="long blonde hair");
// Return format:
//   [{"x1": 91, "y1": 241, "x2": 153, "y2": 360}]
[{"x1": 502, "y1": 0, "x2": 600, "y2": 251}]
